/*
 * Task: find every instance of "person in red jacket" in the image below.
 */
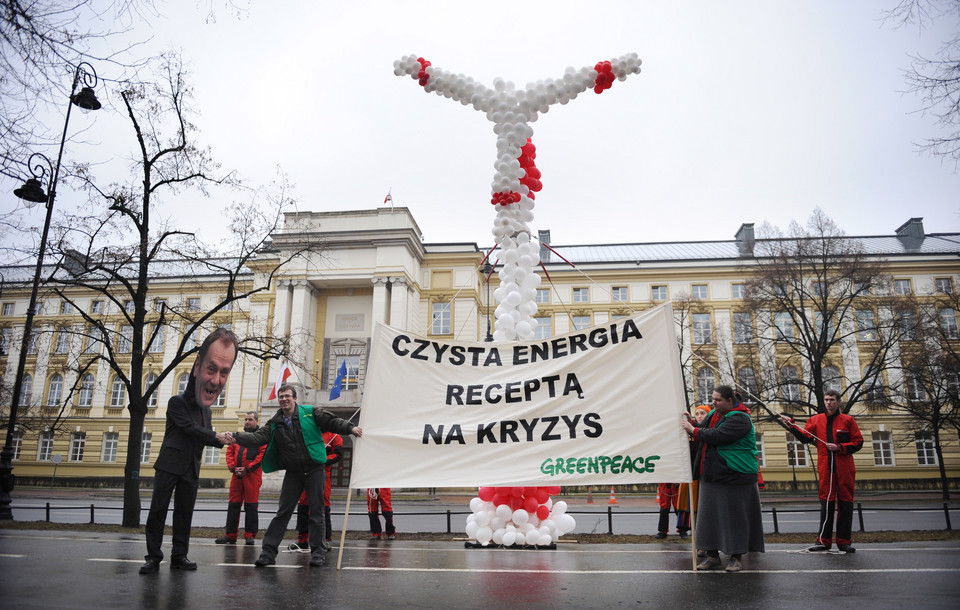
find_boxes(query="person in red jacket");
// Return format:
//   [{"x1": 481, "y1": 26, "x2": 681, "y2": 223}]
[
  {"x1": 289, "y1": 431, "x2": 343, "y2": 551},
  {"x1": 368, "y1": 488, "x2": 396, "y2": 539},
  {"x1": 781, "y1": 389, "x2": 863, "y2": 553},
  {"x1": 216, "y1": 411, "x2": 266, "y2": 544}
]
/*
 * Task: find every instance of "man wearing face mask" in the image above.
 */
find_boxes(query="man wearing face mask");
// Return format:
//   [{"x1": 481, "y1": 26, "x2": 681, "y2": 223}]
[
  {"x1": 141, "y1": 328, "x2": 238, "y2": 574},
  {"x1": 781, "y1": 389, "x2": 863, "y2": 553}
]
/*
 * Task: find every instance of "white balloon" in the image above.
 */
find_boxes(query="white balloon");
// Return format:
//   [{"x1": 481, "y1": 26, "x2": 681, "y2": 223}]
[
  {"x1": 476, "y1": 526, "x2": 493, "y2": 544},
  {"x1": 465, "y1": 521, "x2": 479, "y2": 539},
  {"x1": 502, "y1": 530, "x2": 517, "y2": 546},
  {"x1": 515, "y1": 320, "x2": 532, "y2": 337},
  {"x1": 552, "y1": 500, "x2": 568, "y2": 516},
  {"x1": 469, "y1": 497, "x2": 484, "y2": 513},
  {"x1": 512, "y1": 509, "x2": 530, "y2": 526},
  {"x1": 525, "y1": 530, "x2": 540, "y2": 546},
  {"x1": 490, "y1": 517, "x2": 505, "y2": 531},
  {"x1": 475, "y1": 510, "x2": 491, "y2": 526},
  {"x1": 492, "y1": 528, "x2": 505, "y2": 545},
  {"x1": 495, "y1": 504, "x2": 513, "y2": 521},
  {"x1": 514, "y1": 531, "x2": 526, "y2": 546},
  {"x1": 538, "y1": 533, "x2": 552, "y2": 546}
]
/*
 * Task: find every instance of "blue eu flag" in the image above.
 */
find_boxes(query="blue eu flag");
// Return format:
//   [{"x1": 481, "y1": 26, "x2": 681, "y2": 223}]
[{"x1": 329, "y1": 361, "x2": 348, "y2": 400}]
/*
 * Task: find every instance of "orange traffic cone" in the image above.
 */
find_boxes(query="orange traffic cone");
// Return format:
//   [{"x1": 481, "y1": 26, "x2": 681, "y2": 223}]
[
  {"x1": 586, "y1": 487, "x2": 594, "y2": 504},
  {"x1": 608, "y1": 487, "x2": 618, "y2": 504}
]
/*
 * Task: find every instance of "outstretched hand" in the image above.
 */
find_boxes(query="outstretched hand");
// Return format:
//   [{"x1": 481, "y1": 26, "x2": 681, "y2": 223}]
[{"x1": 217, "y1": 431, "x2": 235, "y2": 446}]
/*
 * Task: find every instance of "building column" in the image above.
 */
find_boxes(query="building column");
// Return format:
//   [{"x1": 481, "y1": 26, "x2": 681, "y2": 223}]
[
  {"x1": 389, "y1": 277, "x2": 410, "y2": 331},
  {"x1": 372, "y1": 277, "x2": 390, "y2": 327},
  {"x1": 288, "y1": 280, "x2": 317, "y2": 388},
  {"x1": 267, "y1": 280, "x2": 294, "y2": 398}
]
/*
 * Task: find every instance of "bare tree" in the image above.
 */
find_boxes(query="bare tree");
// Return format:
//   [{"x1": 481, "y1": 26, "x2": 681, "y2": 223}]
[
  {"x1": 883, "y1": 0, "x2": 960, "y2": 168},
  {"x1": 9, "y1": 53, "x2": 319, "y2": 527},
  {"x1": 741, "y1": 209, "x2": 906, "y2": 416},
  {"x1": 884, "y1": 286, "x2": 960, "y2": 500}
]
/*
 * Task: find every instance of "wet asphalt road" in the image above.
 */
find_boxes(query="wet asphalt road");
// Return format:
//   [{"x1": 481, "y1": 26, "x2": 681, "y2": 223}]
[{"x1": 1, "y1": 529, "x2": 958, "y2": 609}]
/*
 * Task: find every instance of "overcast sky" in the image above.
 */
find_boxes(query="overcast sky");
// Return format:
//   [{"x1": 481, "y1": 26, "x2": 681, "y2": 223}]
[{"x1": 8, "y1": 1, "x2": 960, "y2": 250}]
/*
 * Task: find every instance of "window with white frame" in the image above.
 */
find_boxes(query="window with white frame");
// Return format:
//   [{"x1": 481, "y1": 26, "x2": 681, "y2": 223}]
[
  {"x1": 26, "y1": 328, "x2": 38, "y2": 354},
  {"x1": 123, "y1": 300, "x2": 135, "y2": 314},
  {"x1": 183, "y1": 325, "x2": 198, "y2": 351},
  {"x1": 774, "y1": 312, "x2": 793, "y2": 340},
  {"x1": 221, "y1": 299, "x2": 233, "y2": 311},
  {"x1": 118, "y1": 325, "x2": 133, "y2": 353},
  {"x1": 69, "y1": 431, "x2": 86, "y2": 462},
  {"x1": 0, "y1": 327, "x2": 10, "y2": 354},
  {"x1": 692, "y1": 313, "x2": 712, "y2": 344},
  {"x1": 823, "y1": 366, "x2": 842, "y2": 395},
  {"x1": 897, "y1": 308, "x2": 917, "y2": 341},
  {"x1": 786, "y1": 435, "x2": 808, "y2": 466},
  {"x1": 177, "y1": 373, "x2": 190, "y2": 395},
  {"x1": 37, "y1": 431, "x2": 53, "y2": 461},
  {"x1": 101, "y1": 432, "x2": 119, "y2": 463},
  {"x1": 733, "y1": 312, "x2": 753, "y2": 343},
  {"x1": 571, "y1": 315, "x2": 591, "y2": 330},
  {"x1": 894, "y1": 279, "x2": 912, "y2": 295},
  {"x1": 780, "y1": 366, "x2": 800, "y2": 402},
  {"x1": 203, "y1": 445, "x2": 221, "y2": 465},
  {"x1": 915, "y1": 431, "x2": 937, "y2": 465},
  {"x1": 84, "y1": 326, "x2": 103, "y2": 354},
  {"x1": 431, "y1": 302, "x2": 451, "y2": 335},
  {"x1": 46, "y1": 374, "x2": 63, "y2": 406},
  {"x1": 572, "y1": 288, "x2": 589, "y2": 303},
  {"x1": 535, "y1": 288, "x2": 550, "y2": 304},
  {"x1": 1, "y1": 302, "x2": 13, "y2": 316},
  {"x1": 18, "y1": 374, "x2": 32, "y2": 406},
  {"x1": 110, "y1": 377, "x2": 126, "y2": 408},
  {"x1": 905, "y1": 372, "x2": 927, "y2": 402},
  {"x1": 11, "y1": 430, "x2": 23, "y2": 460},
  {"x1": 145, "y1": 373, "x2": 159, "y2": 408},
  {"x1": 90, "y1": 300, "x2": 104, "y2": 314},
  {"x1": 148, "y1": 323, "x2": 166, "y2": 353},
  {"x1": 54, "y1": 326, "x2": 71, "y2": 354},
  {"x1": 814, "y1": 311, "x2": 835, "y2": 342},
  {"x1": 939, "y1": 308, "x2": 959, "y2": 339},
  {"x1": 141, "y1": 432, "x2": 153, "y2": 463},
  {"x1": 691, "y1": 284, "x2": 708, "y2": 299},
  {"x1": 187, "y1": 297, "x2": 200, "y2": 311},
  {"x1": 863, "y1": 365, "x2": 884, "y2": 402},
  {"x1": 696, "y1": 368, "x2": 716, "y2": 405},
  {"x1": 731, "y1": 283, "x2": 746, "y2": 299},
  {"x1": 935, "y1": 277, "x2": 954, "y2": 294},
  {"x1": 756, "y1": 434, "x2": 766, "y2": 468},
  {"x1": 78, "y1": 374, "x2": 94, "y2": 407},
  {"x1": 651, "y1": 285, "x2": 667, "y2": 301},
  {"x1": 812, "y1": 281, "x2": 826, "y2": 297},
  {"x1": 738, "y1": 367, "x2": 759, "y2": 402},
  {"x1": 335, "y1": 354, "x2": 362, "y2": 390},
  {"x1": 533, "y1": 316, "x2": 551, "y2": 339},
  {"x1": 611, "y1": 286, "x2": 628, "y2": 302},
  {"x1": 153, "y1": 298, "x2": 167, "y2": 313},
  {"x1": 856, "y1": 309, "x2": 877, "y2": 341},
  {"x1": 59, "y1": 301, "x2": 73, "y2": 315},
  {"x1": 872, "y1": 431, "x2": 895, "y2": 466},
  {"x1": 853, "y1": 280, "x2": 872, "y2": 295}
]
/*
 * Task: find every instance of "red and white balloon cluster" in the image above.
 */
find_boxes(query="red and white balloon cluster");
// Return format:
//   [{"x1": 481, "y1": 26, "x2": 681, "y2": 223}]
[
  {"x1": 466, "y1": 486, "x2": 576, "y2": 547},
  {"x1": 394, "y1": 53, "x2": 641, "y2": 342}
]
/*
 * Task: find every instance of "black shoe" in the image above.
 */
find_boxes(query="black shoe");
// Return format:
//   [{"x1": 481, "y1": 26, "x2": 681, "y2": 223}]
[
  {"x1": 139, "y1": 559, "x2": 160, "y2": 574},
  {"x1": 288, "y1": 541, "x2": 309, "y2": 552},
  {"x1": 255, "y1": 554, "x2": 275, "y2": 567},
  {"x1": 170, "y1": 556, "x2": 197, "y2": 570},
  {"x1": 696, "y1": 550, "x2": 706, "y2": 558},
  {"x1": 215, "y1": 536, "x2": 236, "y2": 544},
  {"x1": 806, "y1": 543, "x2": 829, "y2": 552},
  {"x1": 838, "y1": 543, "x2": 856, "y2": 553},
  {"x1": 309, "y1": 554, "x2": 325, "y2": 567},
  {"x1": 655, "y1": 532, "x2": 667, "y2": 539},
  {"x1": 245, "y1": 537, "x2": 255, "y2": 546},
  {"x1": 678, "y1": 531, "x2": 690, "y2": 538}
]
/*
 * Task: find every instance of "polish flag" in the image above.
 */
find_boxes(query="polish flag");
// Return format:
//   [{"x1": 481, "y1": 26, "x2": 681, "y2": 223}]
[
  {"x1": 383, "y1": 189, "x2": 392, "y2": 204},
  {"x1": 267, "y1": 362, "x2": 293, "y2": 401}
]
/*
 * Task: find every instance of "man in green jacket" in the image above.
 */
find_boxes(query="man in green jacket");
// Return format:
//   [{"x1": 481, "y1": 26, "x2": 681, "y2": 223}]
[{"x1": 232, "y1": 384, "x2": 362, "y2": 567}]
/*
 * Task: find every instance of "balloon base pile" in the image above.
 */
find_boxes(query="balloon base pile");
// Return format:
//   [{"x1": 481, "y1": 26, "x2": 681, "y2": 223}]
[
  {"x1": 464, "y1": 485, "x2": 576, "y2": 548},
  {"x1": 464, "y1": 540, "x2": 558, "y2": 550}
]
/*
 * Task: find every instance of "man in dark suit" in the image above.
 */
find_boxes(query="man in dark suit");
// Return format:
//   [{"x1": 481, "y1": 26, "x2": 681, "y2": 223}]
[{"x1": 140, "y1": 328, "x2": 238, "y2": 574}]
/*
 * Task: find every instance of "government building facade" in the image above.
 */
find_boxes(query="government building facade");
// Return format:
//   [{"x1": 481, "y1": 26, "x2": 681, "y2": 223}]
[{"x1": 1, "y1": 207, "x2": 958, "y2": 493}]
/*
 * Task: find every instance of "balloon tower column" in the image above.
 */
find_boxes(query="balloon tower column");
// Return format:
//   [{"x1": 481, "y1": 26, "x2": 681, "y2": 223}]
[{"x1": 394, "y1": 54, "x2": 643, "y2": 546}]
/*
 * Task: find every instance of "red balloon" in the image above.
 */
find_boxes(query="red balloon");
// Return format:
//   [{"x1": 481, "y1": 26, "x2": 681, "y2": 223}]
[
  {"x1": 523, "y1": 486, "x2": 538, "y2": 497},
  {"x1": 523, "y1": 496, "x2": 539, "y2": 513},
  {"x1": 492, "y1": 493, "x2": 508, "y2": 507},
  {"x1": 547, "y1": 486, "x2": 561, "y2": 495},
  {"x1": 509, "y1": 496, "x2": 523, "y2": 511},
  {"x1": 510, "y1": 486, "x2": 524, "y2": 497},
  {"x1": 535, "y1": 489, "x2": 549, "y2": 504},
  {"x1": 478, "y1": 487, "x2": 495, "y2": 502},
  {"x1": 536, "y1": 505, "x2": 550, "y2": 520}
]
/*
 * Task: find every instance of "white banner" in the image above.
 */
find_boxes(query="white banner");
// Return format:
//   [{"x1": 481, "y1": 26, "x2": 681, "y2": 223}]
[{"x1": 350, "y1": 303, "x2": 692, "y2": 488}]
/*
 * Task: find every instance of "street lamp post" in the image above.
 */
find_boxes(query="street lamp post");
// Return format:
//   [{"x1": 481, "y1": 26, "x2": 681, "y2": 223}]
[
  {"x1": 483, "y1": 262, "x2": 493, "y2": 342},
  {"x1": 0, "y1": 62, "x2": 101, "y2": 520}
]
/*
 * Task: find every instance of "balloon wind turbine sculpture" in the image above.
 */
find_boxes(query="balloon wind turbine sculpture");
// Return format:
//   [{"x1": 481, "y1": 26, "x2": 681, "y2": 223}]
[{"x1": 394, "y1": 53, "x2": 643, "y2": 547}]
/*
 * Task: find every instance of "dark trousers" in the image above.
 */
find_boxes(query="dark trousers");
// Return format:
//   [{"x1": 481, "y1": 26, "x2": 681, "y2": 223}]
[
  {"x1": 225, "y1": 501, "x2": 259, "y2": 538},
  {"x1": 260, "y1": 468, "x2": 325, "y2": 559},
  {"x1": 144, "y1": 468, "x2": 199, "y2": 561},
  {"x1": 657, "y1": 507, "x2": 671, "y2": 533},
  {"x1": 817, "y1": 499, "x2": 854, "y2": 546}
]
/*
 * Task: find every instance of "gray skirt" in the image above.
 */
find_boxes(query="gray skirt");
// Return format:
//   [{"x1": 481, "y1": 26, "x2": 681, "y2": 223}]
[{"x1": 695, "y1": 480, "x2": 765, "y2": 555}]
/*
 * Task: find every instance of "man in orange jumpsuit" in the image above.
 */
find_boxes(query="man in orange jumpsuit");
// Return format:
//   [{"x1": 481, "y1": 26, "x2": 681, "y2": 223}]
[{"x1": 216, "y1": 411, "x2": 266, "y2": 544}]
